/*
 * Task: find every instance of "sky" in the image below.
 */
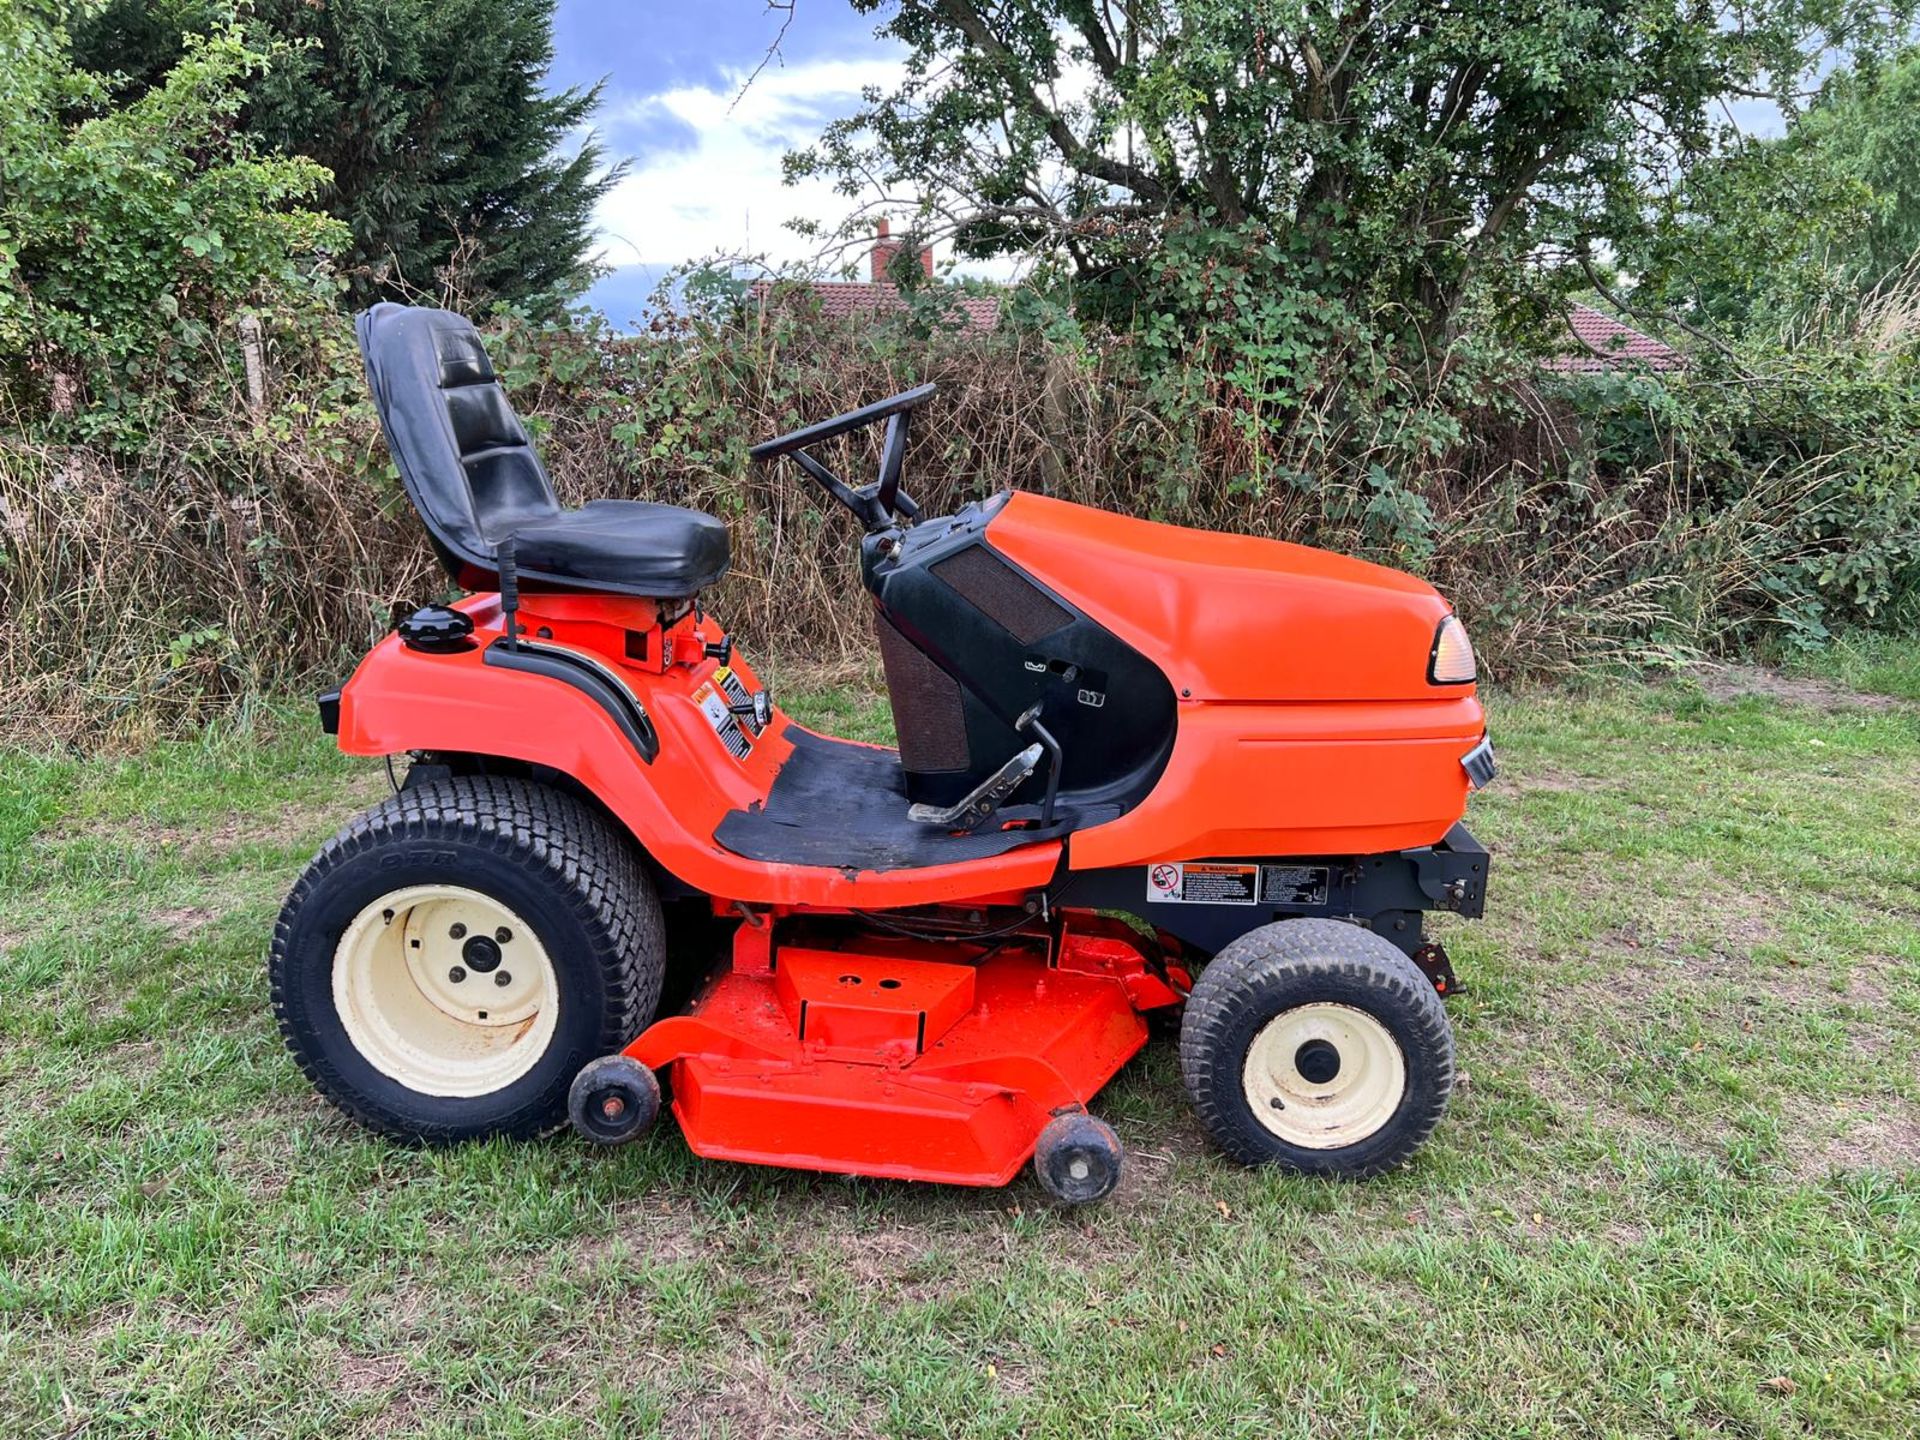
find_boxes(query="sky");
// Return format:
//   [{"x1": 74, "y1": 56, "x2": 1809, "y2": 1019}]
[{"x1": 549, "y1": 1, "x2": 909, "y2": 323}]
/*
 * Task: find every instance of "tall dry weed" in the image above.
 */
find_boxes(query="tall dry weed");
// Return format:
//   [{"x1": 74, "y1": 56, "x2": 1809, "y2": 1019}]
[{"x1": 0, "y1": 302, "x2": 1863, "y2": 743}]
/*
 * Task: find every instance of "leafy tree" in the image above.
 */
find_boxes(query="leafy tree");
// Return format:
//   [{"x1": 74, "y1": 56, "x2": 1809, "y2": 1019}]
[
  {"x1": 1617, "y1": 45, "x2": 1920, "y2": 336},
  {"x1": 790, "y1": 1, "x2": 1919, "y2": 350},
  {"x1": 1792, "y1": 49, "x2": 1920, "y2": 288},
  {"x1": 1618, "y1": 133, "x2": 1878, "y2": 336},
  {"x1": 0, "y1": 6, "x2": 344, "y2": 443},
  {"x1": 70, "y1": 0, "x2": 619, "y2": 309}
]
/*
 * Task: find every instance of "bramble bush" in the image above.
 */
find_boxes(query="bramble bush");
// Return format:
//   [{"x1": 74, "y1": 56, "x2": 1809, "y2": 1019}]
[{"x1": 0, "y1": 17, "x2": 344, "y2": 447}]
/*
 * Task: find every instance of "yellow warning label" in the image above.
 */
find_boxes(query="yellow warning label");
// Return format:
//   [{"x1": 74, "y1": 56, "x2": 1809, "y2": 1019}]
[{"x1": 1146, "y1": 862, "x2": 1259, "y2": 905}]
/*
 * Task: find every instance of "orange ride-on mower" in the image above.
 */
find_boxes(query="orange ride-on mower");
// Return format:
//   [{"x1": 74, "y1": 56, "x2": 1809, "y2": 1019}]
[{"x1": 271, "y1": 305, "x2": 1495, "y2": 1203}]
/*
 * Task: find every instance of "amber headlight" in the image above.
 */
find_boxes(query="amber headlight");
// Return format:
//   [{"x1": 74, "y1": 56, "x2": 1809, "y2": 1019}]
[{"x1": 1428, "y1": 616, "x2": 1477, "y2": 685}]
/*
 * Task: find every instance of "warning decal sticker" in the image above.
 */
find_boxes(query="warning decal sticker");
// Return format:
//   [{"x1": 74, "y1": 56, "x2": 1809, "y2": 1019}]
[
  {"x1": 691, "y1": 681, "x2": 751, "y2": 760},
  {"x1": 1260, "y1": 865, "x2": 1330, "y2": 906},
  {"x1": 1147, "y1": 862, "x2": 1259, "y2": 905}
]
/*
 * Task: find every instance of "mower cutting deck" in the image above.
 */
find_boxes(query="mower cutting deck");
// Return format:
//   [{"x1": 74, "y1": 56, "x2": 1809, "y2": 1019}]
[
  {"x1": 271, "y1": 304, "x2": 1494, "y2": 1203},
  {"x1": 621, "y1": 918, "x2": 1183, "y2": 1189}
]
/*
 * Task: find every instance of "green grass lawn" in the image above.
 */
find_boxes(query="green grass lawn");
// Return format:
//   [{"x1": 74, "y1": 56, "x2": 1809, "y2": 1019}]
[{"x1": 2, "y1": 656, "x2": 1917, "y2": 1438}]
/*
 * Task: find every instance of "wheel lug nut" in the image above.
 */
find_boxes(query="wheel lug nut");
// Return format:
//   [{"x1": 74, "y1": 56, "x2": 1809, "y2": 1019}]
[
  {"x1": 450, "y1": 922, "x2": 466, "y2": 939},
  {"x1": 448, "y1": 966, "x2": 467, "y2": 983},
  {"x1": 495, "y1": 927, "x2": 512, "y2": 944},
  {"x1": 495, "y1": 971, "x2": 512, "y2": 987}
]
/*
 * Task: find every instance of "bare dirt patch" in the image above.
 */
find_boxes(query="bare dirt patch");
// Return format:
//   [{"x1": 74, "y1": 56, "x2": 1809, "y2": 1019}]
[
  {"x1": 565, "y1": 1200, "x2": 711, "y2": 1268},
  {"x1": 356, "y1": 1386, "x2": 427, "y2": 1440},
  {"x1": 1781, "y1": 1096, "x2": 1920, "y2": 1179},
  {"x1": 1692, "y1": 663, "x2": 1902, "y2": 712},
  {"x1": 1501, "y1": 763, "x2": 1603, "y2": 795},
  {"x1": 657, "y1": 1345, "x2": 883, "y2": 1440},
  {"x1": 300, "y1": 1283, "x2": 355, "y2": 1316},
  {"x1": 337, "y1": 1348, "x2": 412, "y2": 1399},
  {"x1": 1842, "y1": 966, "x2": 1895, "y2": 1007},
  {"x1": 58, "y1": 776, "x2": 388, "y2": 857},
  {"x1": 149, "y1": 904, "x2": 217, "y2": 939},
  {"x1": 1520, "y1": 1052, "x2": 1734, "y2": 1157},
  {"x1": 801, "y1": 1216, "x2": 1009, "y2": 1306},
  {"x1": 1569, "y1": 866, "x2": 1814, "y2": 999}
]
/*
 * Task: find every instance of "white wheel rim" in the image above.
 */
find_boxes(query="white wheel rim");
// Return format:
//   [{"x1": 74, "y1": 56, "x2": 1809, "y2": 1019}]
[
  {"x1": 332, "y1": 885, "x2": 559, "y2": 1098},
  {"x1": 1242, "y1": 1003, "x2": 1406, "y2": 1149}
]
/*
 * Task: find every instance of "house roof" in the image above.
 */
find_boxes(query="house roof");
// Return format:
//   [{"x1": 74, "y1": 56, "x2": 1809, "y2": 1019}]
[
  {"x1": 748, "y1": 284, "x2": 1678, "y2": 373},
  {"x1": 1546, "y1": 303, "x2": 1683, "y2": 372},
  {"x1": 748, "y1": 279, "x2": 1001, "y2": 332}
]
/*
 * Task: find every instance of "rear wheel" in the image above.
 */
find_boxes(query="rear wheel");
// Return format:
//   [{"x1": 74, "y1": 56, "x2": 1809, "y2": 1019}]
[
  {"x1": 1179, "y1": 919, "x2": 1453, "y2": 1178},
  {"x1": 271, "y1": 775, "x2": 665, "y2": 1143}
]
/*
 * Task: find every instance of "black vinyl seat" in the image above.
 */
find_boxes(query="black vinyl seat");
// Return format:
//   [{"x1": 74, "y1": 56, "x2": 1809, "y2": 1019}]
[{"x1": 356, "y1": 303, "x2": 729, "y2": 599}]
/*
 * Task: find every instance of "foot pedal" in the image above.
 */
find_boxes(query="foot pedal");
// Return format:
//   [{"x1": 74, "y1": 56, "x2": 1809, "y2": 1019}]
[{"x1": 908, "y1": 743, "x2": 1043, "y2": 830}]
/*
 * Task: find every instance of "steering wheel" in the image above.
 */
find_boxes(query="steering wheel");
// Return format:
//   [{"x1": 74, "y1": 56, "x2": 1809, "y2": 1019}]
[{"x1": 749, "y1": 383, "x2": 936, "y2": 531}]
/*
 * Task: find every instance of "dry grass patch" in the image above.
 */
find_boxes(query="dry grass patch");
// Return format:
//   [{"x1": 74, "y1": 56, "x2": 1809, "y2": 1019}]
[{"x1": 1693, "y1": 662, "x2": 1909, "y2": 711}]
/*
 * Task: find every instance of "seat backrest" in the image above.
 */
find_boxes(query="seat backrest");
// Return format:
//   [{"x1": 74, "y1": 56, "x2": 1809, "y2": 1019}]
[{"x1": 356, "y1": 304, "x2": 561, "y2": 585}]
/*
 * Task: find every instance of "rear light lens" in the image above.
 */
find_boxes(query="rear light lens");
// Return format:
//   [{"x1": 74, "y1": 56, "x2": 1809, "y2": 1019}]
[{"x1": 1429, "y1": 616, "x2": 1476, "y2": 685}]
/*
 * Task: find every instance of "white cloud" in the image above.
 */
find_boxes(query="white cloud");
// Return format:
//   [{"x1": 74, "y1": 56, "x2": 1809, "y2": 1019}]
[{"x1": 590, "y1": 54, "x2": 906, "y2": 276}]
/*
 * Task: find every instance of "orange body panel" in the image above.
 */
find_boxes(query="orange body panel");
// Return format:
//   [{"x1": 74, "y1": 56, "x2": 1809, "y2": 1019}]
[
  {"x1": 625, "y1": 929, "x2": 1163, "y2": 1186},
  {"x1": 986, "y1": 492, "x2": 1454, "y2": 702},
  {"x1": 773, "y1": 948, "x2": 978, "y2": 1060},
  {"x1": 333, "y1": 596, "x2": 1061, "y2": 908},
  {"x1": 1069, "y1": 703, "x2": 1481, "y2": 865}
]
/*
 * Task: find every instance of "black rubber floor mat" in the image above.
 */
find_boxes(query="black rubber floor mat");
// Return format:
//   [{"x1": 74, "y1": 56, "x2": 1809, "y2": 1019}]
[{"x1": 713, "y1": 729, "x2": 1109, "y2": 872}]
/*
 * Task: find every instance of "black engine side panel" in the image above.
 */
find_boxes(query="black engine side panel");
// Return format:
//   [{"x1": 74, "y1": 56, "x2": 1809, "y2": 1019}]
[{"x1": 862, "y1": 495, "x2": 1177, "y2": 813}]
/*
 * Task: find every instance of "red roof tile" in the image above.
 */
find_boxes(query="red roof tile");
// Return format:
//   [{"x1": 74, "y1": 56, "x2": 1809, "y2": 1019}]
[
  {"x1": 749, "y1": 280, "x2": 1000, "y2": 332},
  {"x1": 752, "y1": 286, "x2": 1676, "y2": 373},
  {"x1": 1545, "y1": 303, "x2": 1683, "y2": 372}
]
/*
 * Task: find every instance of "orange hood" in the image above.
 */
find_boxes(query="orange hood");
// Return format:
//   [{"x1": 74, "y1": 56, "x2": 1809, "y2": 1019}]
[{"x1": 985, "y1": 492, "x2": 1462, "y2": 703}]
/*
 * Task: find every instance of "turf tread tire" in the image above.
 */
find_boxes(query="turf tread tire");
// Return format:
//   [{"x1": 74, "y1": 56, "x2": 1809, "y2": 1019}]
[
  {"x1": 1179, "y1": 918, "x2": 1453, "y2": 1178},
  {"x1": 270, "y1": 775, "x2": 665, "y2": 1143}
]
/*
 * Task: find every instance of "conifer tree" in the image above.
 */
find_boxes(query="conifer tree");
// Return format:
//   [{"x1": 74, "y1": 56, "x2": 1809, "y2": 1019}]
[{"x1": 71, "y1": 0, "x2": 618, "y2": 309}]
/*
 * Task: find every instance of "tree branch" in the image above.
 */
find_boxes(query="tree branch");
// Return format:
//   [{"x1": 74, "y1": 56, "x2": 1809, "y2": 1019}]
[
  {"x1": 1575, "y1": 251, "x2": 1751, "y2": 376},
  {"x1": 932, "y1": 0, "x2": 1171, "y2": 205},
  {"x1": 732, "y1": 1, "x2": 798, "y2": 111}
]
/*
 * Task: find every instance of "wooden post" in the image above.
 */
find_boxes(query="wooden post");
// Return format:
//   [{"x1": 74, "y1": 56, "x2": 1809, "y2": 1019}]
[
  {"x1": 238, "y1": 313, "x2": 267, "y2": 416},
  {"x1": 1038, "y1": 349, "x2": 1073, "y2": 496}
]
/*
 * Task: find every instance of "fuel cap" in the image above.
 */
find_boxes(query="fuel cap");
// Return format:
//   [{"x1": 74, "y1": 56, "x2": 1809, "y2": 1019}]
[{"x1": 397, "y1": 605, "x2": 476, "y2": 654}]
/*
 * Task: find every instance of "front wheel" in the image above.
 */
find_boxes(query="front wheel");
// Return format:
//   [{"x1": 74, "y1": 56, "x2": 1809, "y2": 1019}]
[
  {"x1": 1178, "y1": 919, "x2": 1454, "y2": 1178},
  {"x1": 271, "y1": 775, "x2": 666, "y2": 1143}
]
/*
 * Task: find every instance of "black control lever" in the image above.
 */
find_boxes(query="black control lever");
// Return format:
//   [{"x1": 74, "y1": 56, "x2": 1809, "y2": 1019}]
[
  {"x1": 728, "y1": 692, "x2": 772, "y2": 730},
  {"x1": 1016, "y1": 704, "x2": 1063, "y2": 828},
  {"x1": 497, "y1": 537, "x2": 521, "y2": 651}
]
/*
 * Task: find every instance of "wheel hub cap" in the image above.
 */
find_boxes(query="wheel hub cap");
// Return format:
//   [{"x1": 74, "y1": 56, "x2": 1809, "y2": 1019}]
[
  {"x1": 1242, "y1": 1003, "x2": 1406, "y2": 1149},
  {"x1": 461, "y1": 934, "x2": 502, "y2": 973}
]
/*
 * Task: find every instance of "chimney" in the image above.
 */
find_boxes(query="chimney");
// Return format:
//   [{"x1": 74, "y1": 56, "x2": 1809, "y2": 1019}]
[
  {"x1": 870, "y1": 219, "x2": 898, "y2": 282},
  {"x1": 870, "y1": 219, "x2": 934, "y2": 283}
]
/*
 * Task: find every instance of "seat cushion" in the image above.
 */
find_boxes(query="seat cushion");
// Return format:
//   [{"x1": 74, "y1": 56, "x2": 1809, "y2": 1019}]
[{"x1": 506, "y1": 499, "x2": 730, "y2": 599}]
